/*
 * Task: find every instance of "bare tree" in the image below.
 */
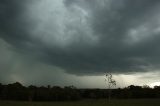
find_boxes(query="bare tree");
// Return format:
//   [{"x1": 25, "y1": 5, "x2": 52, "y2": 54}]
[{"x1": 105, "y1": 73, "x2": 116, "y2": 101}]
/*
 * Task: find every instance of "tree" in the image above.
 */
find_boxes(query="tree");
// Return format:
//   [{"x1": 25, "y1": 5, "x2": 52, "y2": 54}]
[{"x1": 105, "y1": 73, "x2": 116, "y2": 101}]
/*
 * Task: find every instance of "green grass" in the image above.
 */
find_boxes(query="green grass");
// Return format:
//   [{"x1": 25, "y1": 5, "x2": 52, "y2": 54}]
[{"x1": 0, "y1": 99, "x2": 160, "y2": 106}]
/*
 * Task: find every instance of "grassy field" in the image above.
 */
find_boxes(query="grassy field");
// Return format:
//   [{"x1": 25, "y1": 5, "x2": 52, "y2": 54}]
[{"x1": 0, "y1": 99, "x2": 160, "y2": 106}]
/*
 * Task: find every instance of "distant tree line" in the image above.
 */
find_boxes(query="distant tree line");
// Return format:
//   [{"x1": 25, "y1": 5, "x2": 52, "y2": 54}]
[{"x1": 0, "y1": 82, "x2": 160, "y2": 101}]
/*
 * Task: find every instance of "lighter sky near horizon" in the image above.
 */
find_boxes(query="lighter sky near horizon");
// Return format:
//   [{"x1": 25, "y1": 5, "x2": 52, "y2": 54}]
[{"x1": 1, "y1": 0, "x2": 160, "y2": 88}]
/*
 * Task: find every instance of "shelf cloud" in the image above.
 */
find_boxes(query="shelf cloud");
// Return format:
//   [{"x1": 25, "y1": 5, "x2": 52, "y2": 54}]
[{"x1": 1, "y1": 0, "x2": 160, "y2": 86}]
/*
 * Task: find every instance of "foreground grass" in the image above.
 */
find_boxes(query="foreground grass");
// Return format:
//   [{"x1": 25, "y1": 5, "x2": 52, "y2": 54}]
[{"x1": 0, "y1": 99, "x2": 160, "y2": 106}]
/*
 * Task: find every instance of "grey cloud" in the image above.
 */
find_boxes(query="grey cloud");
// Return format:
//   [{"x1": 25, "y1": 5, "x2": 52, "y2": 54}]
[
  {"x1": 1, "y1": 0, "x2": 160, "y2": 75},
  {"x1": 0, "y1": 0, "x2": 30, "y2": 45}
]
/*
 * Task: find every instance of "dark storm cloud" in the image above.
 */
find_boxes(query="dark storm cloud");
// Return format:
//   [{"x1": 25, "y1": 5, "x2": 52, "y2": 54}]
[
  {"x1": 0, "y1": 0, "x2": 30, "y2": 47},
  {"x1": 1, "y1": 0, "x2": 160, "y2": 75}
]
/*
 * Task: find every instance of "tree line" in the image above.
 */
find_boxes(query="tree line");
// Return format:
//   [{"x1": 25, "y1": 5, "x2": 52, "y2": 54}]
[{"x1": 0, "y1": 82, "x2": 160, "y2": 101}]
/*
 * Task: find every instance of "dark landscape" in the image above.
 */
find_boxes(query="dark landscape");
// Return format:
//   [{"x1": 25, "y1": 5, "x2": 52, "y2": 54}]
[
  {"x1": 0, "y1": 82, "x2": 160, "y2": 102},
  {"x1": 1, "y1": 0, "x2": 160, "y2": 105}
]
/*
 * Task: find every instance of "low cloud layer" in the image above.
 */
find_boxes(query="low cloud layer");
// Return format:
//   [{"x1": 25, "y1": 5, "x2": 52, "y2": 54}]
[{"x1": 1, "y1": 0, "x2": 160, "y2": 77}]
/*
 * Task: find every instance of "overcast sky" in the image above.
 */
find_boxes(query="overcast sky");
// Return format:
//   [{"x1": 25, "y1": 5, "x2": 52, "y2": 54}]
[{"x1": 1, "y1": 0, "x2": 160, "y2": 88}]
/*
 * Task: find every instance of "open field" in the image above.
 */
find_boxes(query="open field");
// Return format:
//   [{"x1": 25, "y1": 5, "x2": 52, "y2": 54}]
[{"x1": 0, "y1": 99, "x2": 160, "y2": 106}]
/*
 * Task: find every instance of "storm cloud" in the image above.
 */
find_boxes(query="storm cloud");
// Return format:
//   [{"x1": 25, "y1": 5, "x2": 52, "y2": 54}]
[{"x1": 1, "y1": 0, "x2": 160, "y2": 77}]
